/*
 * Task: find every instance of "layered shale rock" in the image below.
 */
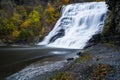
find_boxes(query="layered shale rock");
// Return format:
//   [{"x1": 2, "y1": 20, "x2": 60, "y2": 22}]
[
  {"x1": 89, "y1": 0, "x2": 120, "y2": 46},
  {"x1": 102, "y1": 0, "x2": 120, "y2": 46}
]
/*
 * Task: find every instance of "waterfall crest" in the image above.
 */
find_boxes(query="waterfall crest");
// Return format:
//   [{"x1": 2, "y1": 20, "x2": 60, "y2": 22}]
[{"x1": 38, "y1": 2, "x2": 107, "y2": 49}]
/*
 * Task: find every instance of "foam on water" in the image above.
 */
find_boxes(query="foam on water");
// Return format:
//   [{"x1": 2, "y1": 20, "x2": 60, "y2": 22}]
[
  {"x1": 6, "y1": 61, "x2": 66, "y2": 80},
  {"x1": 38, "y1": 2, "x2": 107, "y2": 49}
]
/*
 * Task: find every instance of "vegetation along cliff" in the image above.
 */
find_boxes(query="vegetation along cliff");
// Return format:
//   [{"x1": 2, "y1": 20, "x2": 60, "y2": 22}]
[
  {"x1": 0, "y1": 0, "x2": 104, "y2": 45},
  {"x1": 0, "y1": 0, "x2": 67, "y2": 45}
]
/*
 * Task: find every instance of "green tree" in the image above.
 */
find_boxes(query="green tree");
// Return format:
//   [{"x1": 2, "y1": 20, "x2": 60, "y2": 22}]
[
  {"x1": 0, "y1": 18, "x2": 15, "y2": 37},
  {"x1": 17, "y1": 29, "x2": 34, "y2": 43}
]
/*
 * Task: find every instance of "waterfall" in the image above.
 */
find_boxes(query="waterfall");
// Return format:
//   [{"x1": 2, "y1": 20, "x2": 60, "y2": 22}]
[{"x1": 38, "y1": 2, "x2": 107, "y2": 49}]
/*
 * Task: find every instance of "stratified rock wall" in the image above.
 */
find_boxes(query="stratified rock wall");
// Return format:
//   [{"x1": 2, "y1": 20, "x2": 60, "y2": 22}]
[
  {"x1": 87, "y1": 0, "x2": 120, "y2": 46},
  {"x1": 102, "y1": 0, "x2": 120, "y2": 46}
]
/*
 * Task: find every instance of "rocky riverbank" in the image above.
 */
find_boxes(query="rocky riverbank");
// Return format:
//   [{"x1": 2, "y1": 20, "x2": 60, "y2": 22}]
[
  {"x1": 7, "y1": 43, "x2": 119, "y2": 80},
  {"x1": 50, "y1": 43, "x2": 120, "y2": 80}
]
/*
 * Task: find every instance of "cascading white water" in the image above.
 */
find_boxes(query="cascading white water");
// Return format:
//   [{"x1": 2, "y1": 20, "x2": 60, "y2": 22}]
[{"x1": 38, "y1": 2, "x2": 107, "y2": 49}]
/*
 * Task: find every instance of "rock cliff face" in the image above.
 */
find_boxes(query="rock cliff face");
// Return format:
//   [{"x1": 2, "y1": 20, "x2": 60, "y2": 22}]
[
  {"x1": 1, "y1": 0, "x2": 118, "y2": 45},
  {"x1": 102, "y1": 0, "x2": 120, "y2": 46},
  {"x1": 89, "y1": 0, "x2": 120, "y2": 46}
]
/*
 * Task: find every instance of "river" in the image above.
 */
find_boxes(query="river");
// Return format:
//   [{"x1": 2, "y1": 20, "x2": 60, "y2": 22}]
[
  {"x1": 0, "y1": 2, "x2": 108, "y2": 80},
  {"x1": 0, "y1": 46, "x2": 79, "y2": 79}
]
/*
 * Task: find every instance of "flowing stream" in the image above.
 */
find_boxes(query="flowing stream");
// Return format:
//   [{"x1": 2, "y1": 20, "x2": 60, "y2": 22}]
[{"x1": 38, "y1": 2, "x2": 107, "y2": 49}]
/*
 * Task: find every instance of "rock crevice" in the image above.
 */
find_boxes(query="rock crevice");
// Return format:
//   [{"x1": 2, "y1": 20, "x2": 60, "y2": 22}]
[{"x1": 90, "y1": 0, "x2": 120, "y2": 46}]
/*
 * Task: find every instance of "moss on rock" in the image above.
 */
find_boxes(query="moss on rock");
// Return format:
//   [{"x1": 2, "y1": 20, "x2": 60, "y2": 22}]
[
  {"x1": 92, "y1": 64, "x2": 114, "y2": 80},
  {"x1": 75, "y1": 50, "x2": 91, "y2": 63}
]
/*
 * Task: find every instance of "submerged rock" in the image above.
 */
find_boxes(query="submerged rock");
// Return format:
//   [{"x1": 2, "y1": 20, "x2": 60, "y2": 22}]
[
  {"x1": 76, "y1": 51, "x2": 82, "y2": 57},
  {"x1": 67, "y1": 58, "x2": 74, "y2": 61}
]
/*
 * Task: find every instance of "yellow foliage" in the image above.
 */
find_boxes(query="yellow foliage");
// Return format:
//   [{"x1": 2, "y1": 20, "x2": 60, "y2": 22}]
[
  {"x1": 21, "y1": 20, "x2": 30, "y2": 28},
  {"x1": 41, "y1": 27, "x2": 45, "y2": 34},
  {"x1": 46, "y1": 3, "x2": 55, "y2": 13},
  {"x1": 21, "y1": 10, "x2": 40, "y2": 28},
  {"x1": 11, "y1": 12, "x2": 23, "y2": 24},
  {"x1": 6, "y1": 23, "x2": 15, "y2": 30},
  {"x1": 55, "y1": 12, "x2": 60, "y2": 18},
  {"x1": 62, "y1": 0, "x2": 70, "y2": 4},
  {"x1": 29, "y1": 10, "x2": 40, "y2": 23},
  {"x1": 13, "y1": 12, "x2": 21, "y2": 19},
  {"x1": 3, "y1": 18, "x2": 15, "y2": 31},
  {"x1": 12, "y1": 30, "x2": 20, "y2": 39},
  {"x1": 16, "y1": 6, "x2": 27, "y2": 17},
  {"x1": 44, "y1": 3, "x2": 60, "y2": 26},
  {"x1": 92, "y1": 64, "x2": 113, "y2": 80},
  {"x1": 51, "y1": 72, "x2": 74, "y2": 80}
]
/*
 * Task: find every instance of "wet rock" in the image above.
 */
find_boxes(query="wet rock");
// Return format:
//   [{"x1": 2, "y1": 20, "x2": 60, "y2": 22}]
[
  {"x1": 102, "y1": 0, "x2": 120, "y2": 46},
  {"x1": 62, "y1": 44, "x2": 120, "y2": 80},
  {"x1": 67, "y1": 58, "x2": 74, "y2": 61},
  {"x1": 84, "y1": 43, "x2": 96, "y2": 49},
  {"x1": 89, "y1": 34, "x2": 101, "y2": 43},
  {"x1": 49, "y1": 29, "x2": 65, "y2": 43},
  {"x1": 88, "y1": 0, "x2": 120, "y2": 47},
  {"x1": 76, "y1": 51, "x2": 82, "y2": 57},
  {"x1": 105, "y1": 0, "x2": 116, "y2": 10},
  {"x1": 96, "y1": 58, "x2": 99, "y2": 61}
]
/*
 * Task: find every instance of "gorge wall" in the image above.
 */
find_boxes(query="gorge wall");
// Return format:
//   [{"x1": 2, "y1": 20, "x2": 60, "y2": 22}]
[
  {"x1": 0, "y1": 0, "x2": 102, "y2": 45},
  {"x1": 102, "y1": 0, "x2": 120, "y2": 46},
  {"x1": 1, "y1": 0, "x2": 119, "y2": 46},
  {"x1": 89, "y1": 0, "x2": 120, "y2": 46}
]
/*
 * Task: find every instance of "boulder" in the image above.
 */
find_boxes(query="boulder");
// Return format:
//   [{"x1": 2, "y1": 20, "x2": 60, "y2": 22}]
[{"x1": 67, "y1": 58, "x2": 74, "y2": 61}]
